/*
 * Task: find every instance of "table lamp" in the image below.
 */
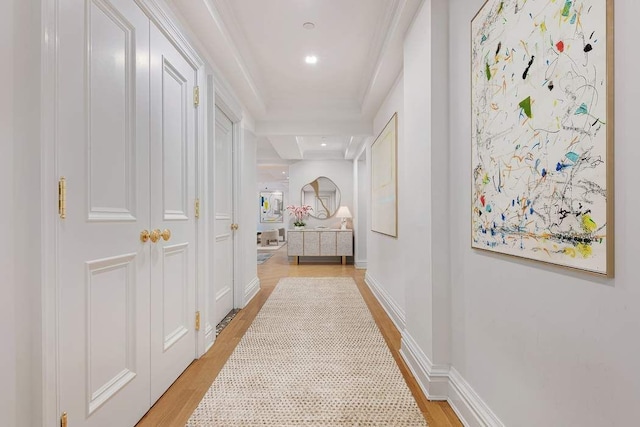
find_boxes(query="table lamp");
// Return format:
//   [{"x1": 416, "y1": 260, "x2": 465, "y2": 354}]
[{"x1": 336, "y1": 206, "x2": 352, "y2": 230}]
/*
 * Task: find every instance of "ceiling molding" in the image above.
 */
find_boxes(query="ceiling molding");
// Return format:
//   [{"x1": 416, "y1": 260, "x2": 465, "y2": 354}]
[
  {"x1": 256, "y1": 119, "x2": 373, "y2": 137},
  {"x1": 359, "y1": 0, "x2": 408, "y2": 110},
  {"x1": 213, "y1": 74, "x2": 244, "y2": 123},
  {"x1": 257, "y1": 160, "x2": 297, "y2": 167},
  {"x1": 356, "y1": 0, "x2": 401, "y2": 104},
  {"x1": 168, "y1": 0, "x2": 423, "y2": 163},
  {"x1": 136, "y1": 0, "x2": 205, "y2": 69},
  {"x1": 201, "y1": 0, "x2": 268, "y2": 112},
  {"x1": 303, "y1": 150, "x2": 346, "y2": 160},
  {"x1": 344, "y1": 136, "x2": 367, "y2": 160},
  {"x1": 355, "y1": 137, "x2": 372, "y2": 161},
  {"x1": 162, "y1": 0, "x2": 259, "y2": 126},
  {"x1": 212, "y1": 0, "x2": 269, "y2": 98},
  {"x1": 268, "y1": 136, "x2": 303, "y2": 160}
]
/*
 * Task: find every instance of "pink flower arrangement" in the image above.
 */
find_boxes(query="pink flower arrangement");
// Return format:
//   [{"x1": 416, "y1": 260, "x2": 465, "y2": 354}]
[{"x1": 286, "y1": 204, "x2": 313, "y2": 226}]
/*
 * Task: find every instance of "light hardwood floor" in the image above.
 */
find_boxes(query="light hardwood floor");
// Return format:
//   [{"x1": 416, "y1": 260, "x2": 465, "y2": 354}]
[{"x1": 137, "y1": 247, "x2": 462, "y2": 426}]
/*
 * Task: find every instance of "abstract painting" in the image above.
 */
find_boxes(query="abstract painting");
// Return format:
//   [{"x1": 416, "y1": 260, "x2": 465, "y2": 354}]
[
  {"x1": 260, "y1": 191, "x2": 283, "y2": 223},
  {"x1": 471, "y1": 0, "x2": 613, "y2": 276},
  {"x1": 371, "y1": 113, "x2": 398, "y2": 237}
]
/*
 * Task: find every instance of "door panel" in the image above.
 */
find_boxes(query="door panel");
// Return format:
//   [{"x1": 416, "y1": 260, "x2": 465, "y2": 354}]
[
  {"x1": 86, "y1": 254, "x2": 138, "y2": 415},
  {"x1": 150, "y1": 22, "x2": 197, "y2": 403},
  {"x1": 161, "y1": 59, "x2": 189, "y2": 219},
  {"x1": 58, "y1": 0, "x2": 151, "y2": 425},
  {"x1": 212, "y1": 107, "x2": 234, "y2": 327},
  {"x1": 162, "y1": 243, "x2": 190, "y2": 351},
  {"x1": 87, "y1": 0, "x2": 136, "y2": 221}
]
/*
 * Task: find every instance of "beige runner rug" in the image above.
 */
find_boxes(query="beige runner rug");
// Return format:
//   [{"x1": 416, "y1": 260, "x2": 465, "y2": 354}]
[{"x1": 187, "y1": 277, "x2": 427, "y2": 426}]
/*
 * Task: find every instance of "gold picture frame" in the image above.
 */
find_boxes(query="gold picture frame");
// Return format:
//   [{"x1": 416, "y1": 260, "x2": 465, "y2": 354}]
[
  {"x1": 471, "y1": 0, "x2": 614, "y2": 276},
  {"x1": 371, "y1": 113, "x2": 398, "y2": 237}
]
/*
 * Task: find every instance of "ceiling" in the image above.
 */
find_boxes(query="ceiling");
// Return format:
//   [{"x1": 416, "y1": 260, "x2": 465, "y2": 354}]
[{"x1": 168, "y1": 0, "x2": 422, "y2": 181}]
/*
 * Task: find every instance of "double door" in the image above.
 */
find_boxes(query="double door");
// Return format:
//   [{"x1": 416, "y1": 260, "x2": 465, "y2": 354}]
[{"x1": 57, "y1": 0, "x2": 198, "y2": 425}]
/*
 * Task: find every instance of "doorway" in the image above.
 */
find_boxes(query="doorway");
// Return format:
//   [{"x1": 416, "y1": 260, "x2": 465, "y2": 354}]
[{"x1": 52, "y1": 1, "x2": 201, "y2": 425}]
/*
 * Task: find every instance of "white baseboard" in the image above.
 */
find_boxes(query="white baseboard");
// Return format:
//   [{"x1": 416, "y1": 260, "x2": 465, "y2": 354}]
[
  {"x1": 204, "y1": 324, "x2": 215, "y2": 353},
  {"x1": 400, "y1": 332, "x2": 450, "y2": 400},
  {"x1": 448, "y1": 367, "x2": 504, "y2": 427},
  {"x1": 400, "y1": 333, "x2": 504, "y2": 426},
  {"x1": 400, "y1": 332, "x2": 504, "y2": 427},
  {"x1": 363, "y1": 275, "x2": 503, "y2": 427},
  {"x1": 243, "y1": 276, "x2": 260, "y2": 307},
  {"x1": 364, "y1": 272, "x2": 405, "y2": 331},
  {"x1": 355, "y1": 260, "x2": 367, "y2": 269}
]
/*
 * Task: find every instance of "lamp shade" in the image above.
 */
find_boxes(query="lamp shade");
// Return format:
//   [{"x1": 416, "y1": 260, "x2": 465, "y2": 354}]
[{"x1": 336, "y1": 206, "x2": 352, "y2": 219}]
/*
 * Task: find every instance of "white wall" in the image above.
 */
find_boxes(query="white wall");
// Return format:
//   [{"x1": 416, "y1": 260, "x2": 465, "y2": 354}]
[
  {"x1": 365, "y1": 74, "x2": 406, "y2": 327},
  {"x1": 288, "y1": 160, "x2": 354, "y2": 230},
  {"x1": 1, "y1": 1, "x2": 17, "y2": 425},
  {"x1": 369, "y1": 1, "x2": 640, "y2": 424},
  {"x1": 14, "y1": 1, "x2": 43, "y2": 424},
  {"x1": 1, "y1": 0, "x2": 42, "y2": 425},
  {"x1": 401, "y1": 0, "x2": 452, "y2": 378},
  {"x1": 447, "y1": 0, "x2": 640, "y2": 425},
  {"x1": 354, "y1": 154, "x2": 368, "y2": 268}
]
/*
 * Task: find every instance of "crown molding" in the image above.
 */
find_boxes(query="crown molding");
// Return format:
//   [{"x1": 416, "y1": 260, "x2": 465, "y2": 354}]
[
  {"x1": 136, "y1": 0, "x2": 204, "y2": 68},
  {"x1": 256, "y1": 119, "x2": 373, "y2": 137},
  {"x1": 357, "y1": 0, "x2": 402, "y2": 104},
  {"x1": 202, "y1": 0, "x2": 267, "y2": 113}
]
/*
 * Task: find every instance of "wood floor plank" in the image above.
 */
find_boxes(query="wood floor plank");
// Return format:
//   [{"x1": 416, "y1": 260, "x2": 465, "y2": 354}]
[{"x1": 136, "y1": 247, "x2": 462, "y2": 426}]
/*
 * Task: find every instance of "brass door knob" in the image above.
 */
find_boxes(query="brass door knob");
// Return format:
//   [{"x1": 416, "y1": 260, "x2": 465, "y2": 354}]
[
  {"x1": 159, "y1": 228, "x2": 171, "y2": 241},
  {"x1": 150, "y1": 229, "x2": 161, "y2": 243},
  {"x1": 140, "y1": 230, "x2": 151, "y2": 243},
  {"x1": 230, "y1": 223, "x2": 239, "y2": 231},
  {"x1": 151, "y1": 229, "x2": 171, "y2": 243}
]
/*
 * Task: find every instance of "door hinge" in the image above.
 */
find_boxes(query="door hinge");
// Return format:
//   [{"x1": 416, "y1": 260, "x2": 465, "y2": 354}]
[
  {"x1": 60, "y1": 412, "x2": 67, "y2": 427},
  {"x1": 195, "y1": 198, "x2": 200, "y2": 219},
  {"x1": 195, "y1": 311, "x2": 200, "y2": 331},
  {"x1": 58, "y1": 177, "x2": 66, "y2": 219},
  {"x1": 193, "y1": 86, "x2": 200, "y2": 107}
]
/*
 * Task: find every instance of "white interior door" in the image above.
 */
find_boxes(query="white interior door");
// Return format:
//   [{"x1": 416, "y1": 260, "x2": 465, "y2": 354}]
[
  {"x1": 149, "y1": 22, "x2": 198, "y2": 403},
  {"x1": 212, "y1": 106, "x2": 235, "y2": 327},
  {"x1": 57, "y1": 0, "x2": 151, "y2": 425}
]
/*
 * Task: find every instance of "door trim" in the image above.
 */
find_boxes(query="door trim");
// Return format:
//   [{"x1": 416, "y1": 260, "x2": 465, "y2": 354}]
[
  {"x1": 134, "y1": 0, "x2": 204, "y2": 70},
  {"x1": 214, "y1": 83, "x2": 245, "y2": 310},
  {"x1": 41, "y1": 1, "x2": 206, "y2": 424},
  {"x1": 203, "y1": 79, "x2": 244, "y2": 353},
  {"x1": 41, "y1": 0, "x2": 60, "y2": 425}
]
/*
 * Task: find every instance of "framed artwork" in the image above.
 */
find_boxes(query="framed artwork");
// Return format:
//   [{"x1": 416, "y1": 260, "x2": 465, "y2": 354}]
[
  {"x1": 371, "y1": 113, "x2": 398, "y2": 237},
  {"x1": 471, "y1": 0, "x2": 614, "y2": 276},
  {"x1": 260, "y1": 191, "x2": 283, "y2": 223}
]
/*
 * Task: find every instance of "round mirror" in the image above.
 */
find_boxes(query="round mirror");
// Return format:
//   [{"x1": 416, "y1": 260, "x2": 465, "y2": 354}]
[{"x1": 301, "y1": 177, "x2": 341, "y2": 219}]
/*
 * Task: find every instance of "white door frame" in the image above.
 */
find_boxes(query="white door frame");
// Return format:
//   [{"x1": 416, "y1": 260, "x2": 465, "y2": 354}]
[
  {"x1": 40, "y1": 0, "x2": 206, "y2": 425},
  {"x1": 212, "y1": 76, "x2": 245, "y2": 311},
  {"x1": 202, "y1": 73, "x2": 244, "y2": 353}
]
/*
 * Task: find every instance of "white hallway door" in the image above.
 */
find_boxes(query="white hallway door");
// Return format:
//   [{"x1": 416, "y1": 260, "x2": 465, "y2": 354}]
[
  {"x1": 149, "y1": 21, "x2": 197, "y2": 404},
  {"x1": 57, "y1": 1, "x2": 198, "y2": 425},
  {"x1": 212, "y1": 106, "x2": 235, "y2": 327}
]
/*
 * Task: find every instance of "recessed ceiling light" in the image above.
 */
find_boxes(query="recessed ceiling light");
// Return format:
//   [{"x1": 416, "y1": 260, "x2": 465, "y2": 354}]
[
  {"x1": 282, "y1": 171, "x2": 286, "y2": 174},
  {"x1": 321, "y1": 143, "x2": 327, "y2": 147},
  {"x1": 303, "y1": 22, "x2": 315, "y2": 30},
  {"x1": 305, "y1": 55, "x2": 318, "y2": 64}
]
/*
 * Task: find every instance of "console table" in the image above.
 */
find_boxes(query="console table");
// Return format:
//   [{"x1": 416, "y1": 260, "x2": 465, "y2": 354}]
[{"x1": 287, "y1": 229, "x2": 353, "y2": 264}]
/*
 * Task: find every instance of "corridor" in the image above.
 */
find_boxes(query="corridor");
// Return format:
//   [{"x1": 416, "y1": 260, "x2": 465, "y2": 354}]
[{"x1": 137, "y1": 248, "x2": 461, "y2": 426}]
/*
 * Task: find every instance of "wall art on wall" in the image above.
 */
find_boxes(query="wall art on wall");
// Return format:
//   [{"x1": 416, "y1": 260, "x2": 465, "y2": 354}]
[
  {"x1": 371, "y1": 113, "x2": 398, "y2": 237},
  {"x1": 471, "y1": 0, "x2": 614, "y2": 276},
  {"x1": 260, "y1": 191, "x2": 283, "y2": 223}
]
